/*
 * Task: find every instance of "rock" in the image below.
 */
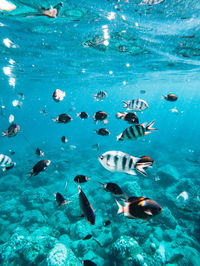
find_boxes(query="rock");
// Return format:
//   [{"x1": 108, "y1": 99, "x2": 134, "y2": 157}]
[
  {"x1": 46, "y1": 243, "x2": 80, "y2": 266},
  {"x1": 156, "y1": 164, "x2": 180, "y2": 187},
  {"x1": 21, "y1": 209, "x2": 46, "y2": 226},
  {"x1": 0, "y1": 174, "x2": 21, "y2": 192},
  {"x1": 156, "y1": 207, "x2": 177, "y2": 230}
]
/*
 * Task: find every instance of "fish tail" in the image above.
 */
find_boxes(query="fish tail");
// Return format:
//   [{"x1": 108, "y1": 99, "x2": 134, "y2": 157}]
[
  {"x1": 116, "y1": 112, "x2": 124, "y2": 119},
  {"x1": 162, "y1": 95, "x2": 166, "y2": 99},
  {"x1": 52, "y1": 118, "x2": 57, "y2": 122},
  {"x1": 136, "y1": 162, "x2": 152, "y2": 176},
  {"x1": 117, "y1": 133, "x2": 123, "y2": 141},
  {"x1": 2, "y1": 132, "x2": 7, "y2": 137},
  {"x1": 115, "y1": 200, "x2": 124, "y2": 214},
  {"x1": 26, "y1": 172, "x2": 33, "y2": 178},
  {"x1": 2, "y1": 167, "x2": 6, "y2": 172},
  {"x1": 146, "y1": 120, "x2": 157, "y2": 132},
  {"x1": 122, "y1": 101, "x2": 128, "y2": 109},
  {"x1": 93, "y1": 95, "x2": 97, "y2": 100},
  {"x1": 78, "y1": 184, "x2": 81, "y2": 192},
  {"x1": 97, "y1": 181, "x2": 104, "y2": 186},
  {"x1": 93, "y1": 130, "x2": 97, "y2": 134}
]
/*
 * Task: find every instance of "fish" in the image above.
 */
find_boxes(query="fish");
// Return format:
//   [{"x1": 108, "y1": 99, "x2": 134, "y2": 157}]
[
  {"x1": 61, "y1": 136, "x2": 68, "y2": 143},
  {"x1": 0, "y1": 154, "x2": 16, "y2": 171},
  {"x1": 74, "y1": 175, "x2": 90, "y2": 183},
  {"x1": 52, "y1": 89, "x2": 66, "y2": 102},
  {"x1": 94, "y1": 128, "x2": 110, "y2": 136},
  {"x1": 139, "y1": 0, "x2": 165, "y2": 5},
  {"x1": 27, "y1": 160, "x2": 51, "y2": 177},
  {"x1": 116, "y1": 197, "x2": 163, "y2": 220},
  {"x1": 18, "y1": 93, "x2": 25, "y2": 100},
  {"x1": 55, "y1": 192, "x2": 67, "y2": 206},
  {"x1": 93, "y1": 91, "x2": 107, "y2": 101},
  {"x1": 9, "y1": 150, "x2": 15, "y2": 155},
  {"x1": 140, "y1": 90, "x2": 146, "y2": 94},
  {"x1": 93, "y1": 111, "x2": 108, "y2": 125},
  {"x1": 176, "y1": 191, "x2": 188, "y2": 201},
  {"x1": 53, "y1": 114, "x2": 72, "y2": 123},
  {"x1": 117, "y1": 120, "x2": 157, "y2": 141},
  {"x1": 136, "y1": 156, "x2": 154, "y2": 174},
  {"x1": 2, "y1": 123, "x2": 20, "y2": 137},
  {"x1": 83, "y1": 234, "x2": 93, "y2": 240},
  {"x1": 122, "y1": 99, "x2": 148, "y2": 112},
  {"x1": 116, "y1": 112, "x2": 139, "y2": 124},
  {"x1": 77, "y1": 112, "x2": 89, "y2": 119},
  {"x1": 12, "y1": 99, "x2": 23, "y2": 109},
  {"x1": 78, "y1": 184, "x2": 95, "y2": 225},
  {"x1": 163, "y1": 94, "x2": 178, "y2": 102},
  {"x1": 98, "y1": 182, "x2": 123, "y2": 196},
  {"x1": 40, "y1": 107, "x2": 48, "y2": 116},
  {"x1": 103, "y1": 220, "x2": 111, "y2": 226},
  {"x1": 82, "y1": 260, "x2": 97, "y2": 266},
  {"x1": 98, "y1": 151, "x2": 152, "y2": 176},
  {"x1": 35, "y1": 148, "x2": 44, "y2": 157}
]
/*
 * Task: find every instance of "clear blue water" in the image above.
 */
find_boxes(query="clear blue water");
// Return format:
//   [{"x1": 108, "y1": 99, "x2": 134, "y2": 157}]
[{"x1": 0, "y1": 1, "x2": 200, "y2": 265}]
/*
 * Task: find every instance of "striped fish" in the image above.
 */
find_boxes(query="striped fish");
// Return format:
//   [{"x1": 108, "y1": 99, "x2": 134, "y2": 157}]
[
  {"x1": 93, "y1": 91, "x2": 107, "y2": 101},
  {"x1": 117, "y1": 120, "x2": 157, "y2": 141},
  {"x1": 122, "y1": 99, "x2": 148, "y2": 112},
  {"x1": 0, "y1": 154, "x2": 15, "y2": 171},
  {"x1": 98, "y1": 151, "x2": 152, "y2": 176},
  {"x1": 139, "y1": 0, "x2": 165, "y2": 5}
]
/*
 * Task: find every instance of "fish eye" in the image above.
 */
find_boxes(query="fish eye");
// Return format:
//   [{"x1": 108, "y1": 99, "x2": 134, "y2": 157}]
[{"x1": 100, "y1": 156, "x2": 104, "y2": 160}]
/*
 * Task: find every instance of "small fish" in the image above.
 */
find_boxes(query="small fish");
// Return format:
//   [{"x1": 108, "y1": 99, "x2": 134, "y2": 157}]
[
  {"x1": 2, "y1": 123, "x2": 20, "y2": 137},
  {"x1": 40, "y1": 108, "x2": 48, "y2": 115},
  {"x1": 52, "y1": 89, "x2": 66, "y2": 102},
  {"x1": 103, "y1": 220, "x2": 111, "y2": 226},
  {"x1": 93, "y1": 111, "x2": 108, "y2": 125},
  {"x1": 18, "y1": 93, "x2": 25, "y2": 100},
  {"x1": 98, "y1": 182, "x2": 123, "y2": 196},
  {"x1": 122, "y1": 99, "x2": 148, "y2": 112},
  {"x1": 0, "y1": 154, "x2": 16, "y2": 171},
  {"x1": 98, "y1": 151, "x2": 152, "y2": 176},
  {"x1": 78, "y1": 184, "x2": 95, "y2": 225},
  {"x1": 139, "y1": 0, "x2": 165, "y2": 5},
  {"x1": 163, "y1": 94, "x2": 178, "y2": 102},
  {"x1": 9, "y1": 114, "x2": 14, "y2": 123},
  {"x1": 77, "y1": 112, "x2": 89, "y2": 119},
  {"x1": 82, "y1": 260, "x2": 97, "y2": 266},
  {"x1": 116, "y1": 112, "x2": 139, "y2": 124},
  {"x1": 117, "y1": 120, "x2": 157, "y2": 141},
  {"x1": 176, "y1": 191, "x2": 188, "y2": 201},
  {"x1": 93, "y1": 91, "x2": 107, "y2": 101},
  {"x1": 61, "y1": 136, "x2": 68, "y2": 143},
  {"x1": 140, "y1": 90, "x2": 146, "y2": 94},
  {"x1": 94, "y1": 128, "x2": 110, "y2": 136},
  {"x1": 55, "y1": 192, "x2": 71, "y2": 206},
  {"x1": 116, "y1": 197, "x2": 163, "y2": 220},
  {"x1": 27, "y1": 160, "x2": 51, "y2": 177},
  {"x1": 83, "y1": 234, "x2": 92, "y2": 240},
  {"x1": 9, "y1": 150, "x2": 15, "y2": 155},
  {"x1": 35, "y1": 148, "x2": 44, "y2": 157},
  {"x1": 53, "y1": 114, "x2": 72, "y2": 124},
  {"x1": 12, "y1": 99, "x2": 23, "y2": 109},
  {"x1": 74, "y1": 175, "x2": 90, "y2": 183}
]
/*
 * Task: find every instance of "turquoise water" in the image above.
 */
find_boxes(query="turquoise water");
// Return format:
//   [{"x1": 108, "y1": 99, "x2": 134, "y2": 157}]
[{"x1": 0, "y1": 0, "x2": 200, "y2": 265}]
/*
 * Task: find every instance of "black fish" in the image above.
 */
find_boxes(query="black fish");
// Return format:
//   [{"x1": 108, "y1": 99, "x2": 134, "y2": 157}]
[
  {"x1": 74, "y1": 175, "x2": 90, "y2": 183},
  {"x1": 140, "y1": 90, "x2": 146, "y2": 94},
  {"x1": 35, "y1": 148, "x2": 44, "y2": 157},
  {"x1": 163, "y1": 94, "x2": 178, "y2": 102},
  {"x1": 95, "y1": 128, "x2": 110, "y2": 136},
  {"x1": 103, "y1": 220, "x2": 111, "y2": 226},
  {"x1": 82, "y1": 260, "x2": 97, "y2": 266},
  {"x1": 4, "y1": 163, "x2": 16, "y2": 171},
  {"x1": 27, "y1": 160, "x2": 51, "y2": 177},
  {"x1": 93, "y1": 111, "x2": 108, "y2": 124},
  {"x1": 55, "y1": 192, "x2": 67, "y2": 206},
  {"x1": 78, "y1": 185, "x2": 95, "y2": 225},
  {"x1": 77, "y1": 112, "x2": 89, "y2": 119},
  {"x1": 98, "y1": 182, "x2": 123, "y2": 196},
  {"x1": 2, "y1": 123, "x2": 20, "y2": 137},
  {"x1": 83, "y1": 234, "x2": 92, "y2": 240},
  {"x1": 61, "y1": 136, "x2": 68, "y2": 143},
  {"x1": 53, "y1": 114, "x2": 72, "y2": 123},
  {"x1": 116, "y1": 112, "x2": 139, "y2": 124}
]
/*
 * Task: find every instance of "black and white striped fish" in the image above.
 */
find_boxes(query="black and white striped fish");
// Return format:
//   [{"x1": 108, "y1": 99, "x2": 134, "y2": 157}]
[
  {"x1": 0, "y1": 154, "x2": 16, "y2": 171},
  {"x1": 98, "y1": 151, "x2": 152, "y2": 176},
  {"x1": 117, "y1": 120, "x2": 157, "y2": 141},
  {"x1": 93, "y1": 91, "x2": 107, "y2": 101},
  {"x1": 122, "y1": 99, "x2": 148, "y2": 112},
  {"x1": 139, "y1": 0, "x2": 165, "y2": 5}
]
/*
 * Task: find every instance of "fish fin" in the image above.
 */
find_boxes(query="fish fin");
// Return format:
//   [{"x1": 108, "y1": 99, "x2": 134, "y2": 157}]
[
  {"x1": 122, "y1": 101, "x2": 128, "y2": 108},
  {"x1": 2, "y1": 132, "x2": 7, "y2": 137},
  {"x1": 86, "y1": 177, "x2": 90, "y2": 181},
  {"x1": 2, "y1": 168, "x2": 6, "y2": 172},
  {"x1": 52, "y1": 118, "x2": 57, "y2": 122},
  {"x1": 115, "y1": 200, "x2": 124, "y2": 214},
  {"x1": 103, "y1": 119, "x2": 108, "y2": 125},
  {"x1": 117, "y1": 133, "x2": 123, "y2": 141},
  {"x1": 93, "y1": 130, "x2": 98, "y2": 134},
  {"x1": 135, "y1": 162, "x2": 152, "y2": 176},
  {"x1": 144, "y1": 131, "x2": 151, "y2": 135},
  {"x1": 162, "y1": 95, "x2": 166, "y2": 99},
  {"x1": 106, "y1": 161, "x2": 115, "y2": 168},
  {"x1": 97, "y1": 181, "x2": 104, "y2": 186},
  {"x1": 141, "y1": 122, "x2": 147, "y2": 128},
  {"x1": 126, "y1": 169, "x2": 137, "y2": 175},
  {"x1": 93, "y1": 95, "x2": 97, "y2": 100},
  {"x1": 146, "y1": 120, "x2": 157, "y2": 132},
  {"x1": 116, "y1": 112, "x2": 124, "y2": 119},
  {"x1": 77, "y1": 113, "x2": 80, "y2": 117},
  {"x1": 144, "y1": 210, "x2": 153, "y2": 216},
  {"x1": 54, "y1": 193, "x2": 56, "y2": 199},
  {"x1": 26, "y1": 172, "x2": 33, "y2": 177},
  {"x1": 78, "y1": 184, "x2": 81, "y2": 193}
]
